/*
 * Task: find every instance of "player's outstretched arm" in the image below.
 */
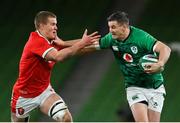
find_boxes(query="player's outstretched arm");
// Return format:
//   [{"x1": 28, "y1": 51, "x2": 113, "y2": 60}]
[
  {"x1": 45, "y1": 29, "x2": 100, "y2": 62},
  {"x1": 76, "y1": 41, "x2": 101, "y2": 55},
  {"x1": 63, "y1": 31, "x2": 99, "y2": 47},
  {"x1": 52, "y1": 37, "x2": 81, "y2": 48},
  {"x1": 52, "y1": 31, "x2": 99, "y2": 48}
]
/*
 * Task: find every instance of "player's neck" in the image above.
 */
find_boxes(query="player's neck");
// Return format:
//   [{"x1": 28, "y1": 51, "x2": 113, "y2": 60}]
[
  {"x1": 36, "y1": 30, "x2": 51, "y2": 43},
  {"x1": 124, "y1": 27, "x2": 130, "y2": 40}
]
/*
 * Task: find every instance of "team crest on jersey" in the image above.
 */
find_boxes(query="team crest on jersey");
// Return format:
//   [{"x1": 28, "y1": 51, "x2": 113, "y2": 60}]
[
  {"x1": 112, "y1": 46, "x2": 119, "y2": 51},
  {"x1": 17, "y1": 107, "x2": 25, "y2": 115},
  {"x1": 132, "y1": 95, "x2": 139, "y2": 100},
  {"x1": 123, "y1": 53, "x2": 133, "y2": 62},
  {"x1": 130, "y1": 46, "x2": 138, "y2": 54}
]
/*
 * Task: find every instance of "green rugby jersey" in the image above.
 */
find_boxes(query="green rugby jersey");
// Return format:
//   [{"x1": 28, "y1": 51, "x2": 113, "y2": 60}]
[{"x1": 99, "y1": 26, "x2": 164, "y2": 89}]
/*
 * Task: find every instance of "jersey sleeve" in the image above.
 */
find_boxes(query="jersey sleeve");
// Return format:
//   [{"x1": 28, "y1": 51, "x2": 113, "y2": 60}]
[
  {"x1": 138, "y1": 31, "x2": 157, "y2": 52},
  {"x1": 30, "y1": 38, "x2": 55, "y2": 58},
  {"x1": 99, "y1": 33, "x2": 112, "y2": 49}
]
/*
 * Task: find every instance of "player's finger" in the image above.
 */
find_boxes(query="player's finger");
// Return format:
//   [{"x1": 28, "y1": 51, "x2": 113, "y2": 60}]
[
  {"x1": 90, "y1": 38, "x2": 100, "y2": 43},
  {"x1": 90, "y1": 35, "x2": 101, "y2": 40},
  {"x1": 92, "y1": 41, "x2": 99, "y2": 45},
  {"x1": 89, "y1": 31, "x2": 98, "y2": 37},
  {"x1": 83, "y1": 29, "x2": 88, "y2": 36},
  {"x1": 51, "y1": 40, "x2": 55, "y2": 44},
  {"x1": 145, "y1": 64, "x2": 152, "y2": 69}
]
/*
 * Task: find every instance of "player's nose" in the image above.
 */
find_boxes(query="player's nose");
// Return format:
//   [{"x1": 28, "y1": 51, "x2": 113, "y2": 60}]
[{"x1": 54, "y1": 25, "x2": 58, "y2": 30}]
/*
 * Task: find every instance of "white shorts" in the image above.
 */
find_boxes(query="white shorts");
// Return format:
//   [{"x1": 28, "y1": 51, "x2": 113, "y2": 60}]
[
  {"x1": 126, "y1": 85, "x2": 166, "y2": 112},
  {"x1": 12, "y1": 85, "x2": 65, "y2": 118}
]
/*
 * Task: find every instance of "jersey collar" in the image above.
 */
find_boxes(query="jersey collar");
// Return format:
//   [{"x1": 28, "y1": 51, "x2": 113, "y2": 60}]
[{"x1": 36, "y1": 30, "x2": 51, "y2": 44}]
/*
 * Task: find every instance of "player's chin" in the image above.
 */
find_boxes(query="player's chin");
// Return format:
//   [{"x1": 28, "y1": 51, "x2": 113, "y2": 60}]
[
  {"x1": 51, "y1": 32, "x2": 57, "y2": 38},
  {"x1": 50, "y1": 35, "x2": 56, "y2": 40},
  {"x1": 112, "y1": 35, "x2": 118, "y2": 39}
]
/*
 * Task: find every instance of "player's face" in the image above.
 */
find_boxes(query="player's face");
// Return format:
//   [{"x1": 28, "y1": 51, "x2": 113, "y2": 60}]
[
  {"x1": 108, "y1": 21, "x2": 127, "y2": 40},
  {"x1": 40, "y1": 17, "x2": 58, "y2": 40}
]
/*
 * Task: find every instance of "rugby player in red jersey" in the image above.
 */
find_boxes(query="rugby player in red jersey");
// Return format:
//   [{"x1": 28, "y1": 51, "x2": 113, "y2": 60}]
[{"x1": 11, "y1": 11, "x2": 100, "y2": 122}]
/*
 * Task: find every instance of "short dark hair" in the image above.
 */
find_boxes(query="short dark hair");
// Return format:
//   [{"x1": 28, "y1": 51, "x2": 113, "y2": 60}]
[
  {"x1": 34, "y1": 11, "x2": 56, "y2": 29},
  {"x1": 107, "y1": 11, "x2": 129, "y2": 24}
]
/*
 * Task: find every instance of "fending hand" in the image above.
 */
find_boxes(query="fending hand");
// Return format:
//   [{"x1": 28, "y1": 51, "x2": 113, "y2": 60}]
[
  {"x1": 51, "y1": 36, "x2": 65, "y2": 46},
  {"x1": 81, "y1": 29, "x2": 101, "y2": 46}
]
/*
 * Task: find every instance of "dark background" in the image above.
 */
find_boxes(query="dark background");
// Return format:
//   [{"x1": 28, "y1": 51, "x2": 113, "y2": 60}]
[{"x1": 0, "y1": 0, "x2": 180, "y2": 121}]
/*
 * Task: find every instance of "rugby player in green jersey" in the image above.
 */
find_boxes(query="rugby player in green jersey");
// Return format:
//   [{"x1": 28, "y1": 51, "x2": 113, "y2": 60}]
[
  {"x1": 53, "y1": 11, "x2": 171, "y2": 122},
  {"x1": 85, "y1": 11, "x2": 171, "y2": 122}
]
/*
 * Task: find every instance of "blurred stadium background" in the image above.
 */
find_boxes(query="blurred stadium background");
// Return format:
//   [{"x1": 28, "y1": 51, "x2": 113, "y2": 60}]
[{"x1": 0, "y1": 0, "x2": 180, "y2": 121}]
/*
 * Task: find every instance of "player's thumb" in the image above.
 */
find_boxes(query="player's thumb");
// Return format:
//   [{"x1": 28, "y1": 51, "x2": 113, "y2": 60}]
[{"x1": 83, "y1": 29, "x2": 88, "y2": 36}]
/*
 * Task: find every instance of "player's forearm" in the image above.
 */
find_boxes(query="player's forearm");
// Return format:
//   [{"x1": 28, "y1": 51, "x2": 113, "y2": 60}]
[
  {"x1": 76, "y1": 44, "x2": 100, "y2": 55},
  {"x1": 54, "y1": 40, "x2": 88, "y2": 61},
  {"x1": 51, "y1": 29, "x2": 100, "y2": 61},
  {"x1": 52, "y1": 38, "x2": 81, "y2": 49},
  {"x1": 156, "y1": 42, "x2": 171, "y2": 66},
  {"x1": 63, "y1": 39, "x2": 81, "y2": 47}
]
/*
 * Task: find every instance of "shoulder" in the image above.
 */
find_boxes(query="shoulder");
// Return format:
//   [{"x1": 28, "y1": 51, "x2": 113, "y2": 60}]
[
  {"x1": 99, "y1": 33, "x2": 114, "y2": 48},
  {"x1": 103, "y1": 33, "x2": 112, "y2": 39},
  {"x1": 131, "y1": 26, "x2": 149, "y2": 35},
  {"x1": 30, "y1": 32, "x2": 45, "y2": 41},
  {"x1": 100, "y1": 33, "x2": 112, "y2": 43},
  {"x1": 28, "y1": 32, "x2": 50, "y2": 45},
  {"x1": 130, "y1": 26, "x2": 154, "y2": 40}
]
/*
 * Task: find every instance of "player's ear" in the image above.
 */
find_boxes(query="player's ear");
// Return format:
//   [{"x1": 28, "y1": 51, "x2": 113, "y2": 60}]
[
  {"x1": 39, "y1": 23, "x2": 44, "y2": 29},
  {"x1": 122, "y1": 23, "x2": 128, "y2": 28}
]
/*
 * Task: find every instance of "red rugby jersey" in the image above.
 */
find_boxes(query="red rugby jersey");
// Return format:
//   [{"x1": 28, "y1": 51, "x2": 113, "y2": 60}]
[{"x1": 13, "y1": 31, "x2": 56, "y2": 98}]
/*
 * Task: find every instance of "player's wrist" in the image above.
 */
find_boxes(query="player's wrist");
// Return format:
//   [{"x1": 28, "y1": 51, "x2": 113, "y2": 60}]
[
  {"x1": 157, "y1": 61, "x2": 164, "y2": 72},
  {"x1": 157, "y1": 61, "x2": 164, "y2": 67}
]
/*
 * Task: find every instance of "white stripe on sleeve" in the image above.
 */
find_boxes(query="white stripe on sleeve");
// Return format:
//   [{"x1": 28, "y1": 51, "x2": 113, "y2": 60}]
[{"x1": 42, "y1": 47, "x2": 57, "y2": 58}]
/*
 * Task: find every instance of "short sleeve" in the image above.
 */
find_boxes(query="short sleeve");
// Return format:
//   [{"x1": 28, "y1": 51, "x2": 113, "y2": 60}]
[
  {"x1": 99, "y1": 33, "x2": 112, "y2": 49},
  {"x1": 30, "y1": 38, "x2": 55, "y2": 58},
  {"x1": 138, "y1": 31, "x2": 157, "y2": 52}
]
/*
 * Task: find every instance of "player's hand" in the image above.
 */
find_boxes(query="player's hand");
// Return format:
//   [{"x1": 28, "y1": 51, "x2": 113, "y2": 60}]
[
  {"x1": 144, "y1": 62, "x2": 164, "y2": 74},
  {"x1": 81, "y1": 29, "x2": 101, "y2": 46},
  {"x1": 51, "y1": 36, "x2": 65, "y2": 46}
]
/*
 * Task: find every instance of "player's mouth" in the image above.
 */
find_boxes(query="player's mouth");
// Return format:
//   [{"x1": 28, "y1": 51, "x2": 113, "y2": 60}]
[
  {"x1": 52, "y1": 31, "x2": 57, "y2": 36},
  {"x1": 111, "y1": 32, "x2": 116, "y2": 35},
  {"x1": 112, "y1": 33, "x2": 117, "y2": 37}
]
